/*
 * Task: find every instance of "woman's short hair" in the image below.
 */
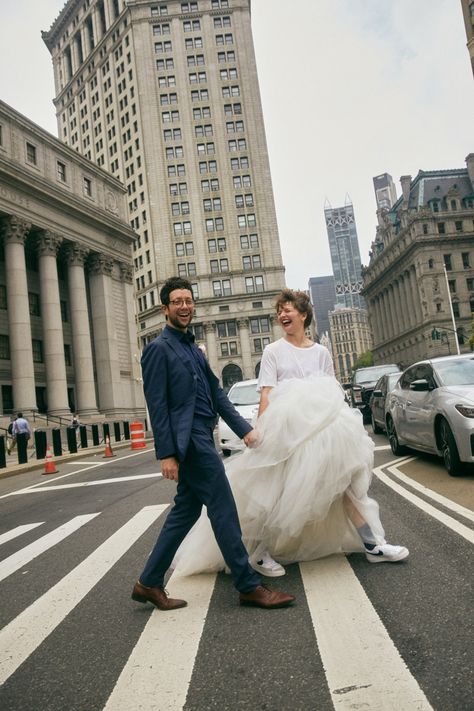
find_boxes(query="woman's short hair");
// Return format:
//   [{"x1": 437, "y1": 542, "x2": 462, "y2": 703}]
[{"x1": 275, "y1": 288, "x2": 313, "y2": 329}]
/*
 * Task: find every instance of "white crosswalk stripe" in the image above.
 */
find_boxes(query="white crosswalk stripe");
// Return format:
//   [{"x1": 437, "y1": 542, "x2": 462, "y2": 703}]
[
  {"x1": 0, "y1": 522, "x2": 44, "y2": 546},
  {"x1": 0, "y1": 505, "x2": 168, "y2": 685},
  {"x1": 0, "y1": 514, "x2": 99, "y2": 583}
]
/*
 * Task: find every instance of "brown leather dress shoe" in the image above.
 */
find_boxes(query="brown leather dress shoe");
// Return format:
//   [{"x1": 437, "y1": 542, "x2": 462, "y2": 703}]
[
  {"x1": 131, "y1": 581, "x2": 187, "y2": 610},
  {"x1": 239, "y1": 584, "x2": 295, "y2": 609}
]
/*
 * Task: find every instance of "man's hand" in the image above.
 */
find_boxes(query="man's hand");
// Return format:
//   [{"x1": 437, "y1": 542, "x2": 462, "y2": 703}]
[
  {"x1": 160, "y1": 456, "x2": 179, "y2": 481},
  {"x1": 243, "y1": 429, "x2": 259, "y2": 448}
]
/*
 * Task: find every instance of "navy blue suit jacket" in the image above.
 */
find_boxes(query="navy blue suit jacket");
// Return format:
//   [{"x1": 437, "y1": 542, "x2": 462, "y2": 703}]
[{"x1": 141, "y1": 327, "x2": 253, "y2": 462}]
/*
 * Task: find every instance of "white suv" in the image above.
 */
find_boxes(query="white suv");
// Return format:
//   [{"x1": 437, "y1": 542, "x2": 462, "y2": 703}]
[{"x1": 218, "y1": 379, "x2": 259, "y2": 456}]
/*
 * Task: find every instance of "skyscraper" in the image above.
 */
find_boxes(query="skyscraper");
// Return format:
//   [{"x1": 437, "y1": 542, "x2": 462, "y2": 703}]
[
  {"x1": 324, "y1": 198, "x2": 365, "y2": 309},
  {"x1": 43, "y1": 0, "x2": 285, "y2": 388},
  {"x1": 460, "y1": 0, "x2": 474, "y2": 78},
  {"x1": 372, "y1": 173, "x2": 397, "y2": 211},
  {"x1": 308, "y1": 275, "x2": 336, "y2": 337}
]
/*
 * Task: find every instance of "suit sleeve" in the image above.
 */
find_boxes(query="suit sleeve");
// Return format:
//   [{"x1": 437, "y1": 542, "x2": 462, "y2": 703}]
[{"x1": 141, "y1": 341, "x2": 176, "y2": 460}]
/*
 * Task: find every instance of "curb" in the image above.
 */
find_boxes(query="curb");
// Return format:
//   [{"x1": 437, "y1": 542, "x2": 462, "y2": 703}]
[{"x1": 0, "y1": 438, "x2": 154, "y2": 480}]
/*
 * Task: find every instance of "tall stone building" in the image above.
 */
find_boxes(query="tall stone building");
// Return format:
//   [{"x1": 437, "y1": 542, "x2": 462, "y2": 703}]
[
  {"x1": 329, "y1": 306, "x2": 372, "y2": 384},
  {"x1": 362, "y1": 156, "x2": 474, "y2": 367},
  {"x1": 373, "y1": 173, "x2": 397, "y2": 211},
  {"x1": 324, "y1": 199, "x2": 365, "y2": 310},
  {"x1": 461, "y1": 0, "x2": 474, "y2": 77},
  {"x1": 0, "y1": 100, "x2": 144, "y2": 418},
  {"x1": 43, "y1": 0, "x2": 286, "y2": 389}
]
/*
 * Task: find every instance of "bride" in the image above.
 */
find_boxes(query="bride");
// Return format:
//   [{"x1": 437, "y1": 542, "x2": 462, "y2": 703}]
[{"x1": 172, "y1": 289, "x2": 409, "y2": 578}]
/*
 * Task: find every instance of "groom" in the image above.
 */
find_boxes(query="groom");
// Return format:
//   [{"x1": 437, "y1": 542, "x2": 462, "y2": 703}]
[{"x1": 131, "y1": 276, "x2": 295, "y2": 610}]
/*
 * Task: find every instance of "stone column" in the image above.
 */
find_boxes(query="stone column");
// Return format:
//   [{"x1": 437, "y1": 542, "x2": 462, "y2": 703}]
[
  {"x1": 64, "y1": 243, "x2": 99, "y2": 417},
  {"x1": 88, "y1": 253, "x2": 122, "y2": 415},
  {"x1": 399, "y1": 274, "x2": 413, "y2": 329},
  {"x1": 408, "y1": 266, "x2": 423, "y2": 324},
  {"x1": 119, "y1": 262, "x2": 145, "y2": 412},
  {"x1": 392, "y1": 281, "x2": 404, "y2": 335},
  {"x1": 271, "y1": 314, "x2": 281, "y2": 342},
  {"x1": 204, "y1": 322, "x2": 218, "y2": 372},
  {"x1": 1, "y1": 215, "x2": 36, "y2": 414},
  {"x1": 37, "y1": 231, "x2": 70, "y2": 416},
  {"x1": 237, "y1": 318, "x2": 253, "y2": 378}
]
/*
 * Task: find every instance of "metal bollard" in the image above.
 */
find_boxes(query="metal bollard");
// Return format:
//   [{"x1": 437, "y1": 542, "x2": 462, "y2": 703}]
[
  {"x1": 52, "y1": 428, "x2": 62, "y2": 457},
  {"x1": 34, "y1": 430, "x2": 47, "y2": 460},
  {"x1": 123, "y1": 421, "x2": 130, "y2": 440},
  {"x1": 102, "y1": 422, "x2": 110, "y2": 442},
  {"x1": 79, "y1": 425, "x2": 88, "y2": 449},
  {"x1": 17, "y1": 432, "x2": 29, "y2": 464},
  {"x1": 0, "y1": 435, "x2": 6, "y2": 469},
  {"x1": 66, "y1": 426, "x2": 78, "y2": 454},
  {"x1": 113, "y1": 421, "x2": 121, "y2": 443},
  {"x1": 91, "y1": 423, "x2": 99, "y2": 446}
]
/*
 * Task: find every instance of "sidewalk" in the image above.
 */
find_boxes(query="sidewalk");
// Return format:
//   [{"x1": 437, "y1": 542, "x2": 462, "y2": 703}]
[{"x1": 0, "y1": 437, "x2": 153, "y2": 480}]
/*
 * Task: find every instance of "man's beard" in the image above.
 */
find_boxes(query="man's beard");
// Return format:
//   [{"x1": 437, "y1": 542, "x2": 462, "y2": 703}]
[{"x1": 167, "y1": 311, "x2": 193, "y2": 330}]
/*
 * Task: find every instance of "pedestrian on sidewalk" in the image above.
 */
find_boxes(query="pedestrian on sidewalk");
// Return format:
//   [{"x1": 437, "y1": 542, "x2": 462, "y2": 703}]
[
  {"x1": 10, "y1": 413, "x2": 32, "y2": 455},
  {"x1": 132, "y1": 276, "x2": 295, "y2": 611}
]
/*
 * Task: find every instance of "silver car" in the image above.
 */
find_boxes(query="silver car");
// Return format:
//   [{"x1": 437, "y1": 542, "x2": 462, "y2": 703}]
[
  {"x1": 369, "y1": 372, "x2": 401, "y2": 434},
  {"x1": 218, "y1": 379, "x2": 259, "y2": 456},
  {"x1": 386, "y1": 354, "x2": 474, "y2": 476}
]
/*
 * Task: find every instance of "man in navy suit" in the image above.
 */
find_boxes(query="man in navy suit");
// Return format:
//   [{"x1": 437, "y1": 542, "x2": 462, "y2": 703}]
[{"x1": 132, "y1": 277, "x2": 295, "y2": 610}]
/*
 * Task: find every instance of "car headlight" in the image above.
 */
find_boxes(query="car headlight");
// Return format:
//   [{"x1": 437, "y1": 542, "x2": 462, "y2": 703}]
[{"x1": 454, "y1": 404, "x2": 474, "y2": 418}]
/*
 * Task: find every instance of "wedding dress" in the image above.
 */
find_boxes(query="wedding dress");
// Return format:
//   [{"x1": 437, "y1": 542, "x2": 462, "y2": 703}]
[{"x1": 172, "y1": 373, "x2": 385, "y2": 577}]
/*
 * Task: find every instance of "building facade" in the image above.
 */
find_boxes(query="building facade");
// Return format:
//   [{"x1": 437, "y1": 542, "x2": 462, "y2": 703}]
[
  {"x1": 373, "y1": 173, "x2": 397, "y2": 211},
  {"x1": 329, "y1": 306, "x2": 372, "y2": 384},
  {"x1": 461, "y1": 0, "x2": 474, "y2": 77},
  {"x1": 362, "y1": 156, "x2": 474, "y2": 367},
  {"x1": 324, "y1": 199, "x2": 365, "y2": 310},
  {"x1": 308, "y1": 274, "x2": 336, "y2": 338},
  {"x1": 43, "y1": 0, "x2": 286, "y2": 389},
  {"x1": 0, "y1": 100, "x2": 144, "y2": 419}
]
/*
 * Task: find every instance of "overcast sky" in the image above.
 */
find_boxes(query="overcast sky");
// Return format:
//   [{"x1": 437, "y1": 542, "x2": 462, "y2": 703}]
[{"x1": 1, "y1": 0, "x2": 473, "y2": 289}]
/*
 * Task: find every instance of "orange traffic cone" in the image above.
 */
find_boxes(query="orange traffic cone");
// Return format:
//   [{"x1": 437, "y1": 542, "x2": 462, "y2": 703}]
[
  {"x1": 130, "y1": 421, "x2": 147, "y2": 450},
  {"x1": 42, "y1": 446, "x2": 58, "y2": 475},
  {"x1": 103, "y1": 435, "x2": 116, "y2": 458}
]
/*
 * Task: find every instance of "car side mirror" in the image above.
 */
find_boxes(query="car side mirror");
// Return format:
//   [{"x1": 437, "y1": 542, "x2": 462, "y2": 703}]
[
  {"x1": 410, "y1": 379, "x2": 431, "y2": 392},
  {"x1": 372, "y1": 390, "x2": 383, "y2": 398}
]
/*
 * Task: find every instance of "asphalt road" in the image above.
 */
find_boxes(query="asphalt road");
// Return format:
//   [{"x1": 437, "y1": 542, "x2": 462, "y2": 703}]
[{"x1": 0, "y1": 435, "x2": 472, "y2": 711}]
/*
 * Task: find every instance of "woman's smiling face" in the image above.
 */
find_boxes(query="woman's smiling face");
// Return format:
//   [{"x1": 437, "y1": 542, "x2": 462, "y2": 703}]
[{"x1": 277, "y1": 301, "x2": 306, "y2": 334}]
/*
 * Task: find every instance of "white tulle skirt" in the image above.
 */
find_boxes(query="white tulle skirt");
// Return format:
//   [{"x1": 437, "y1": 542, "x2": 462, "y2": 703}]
[{"x1": 172, "y1": 377, "x2": 385, "y2": 576}]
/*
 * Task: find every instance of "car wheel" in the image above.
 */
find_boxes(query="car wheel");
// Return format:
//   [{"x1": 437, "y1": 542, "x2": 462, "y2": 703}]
[
  {"x1": 439, "y1": 418, "x2": 463, "y2": 477},
  {"x1": 386, "y1": 416, "x2": 407, "y2": 456},
  {"x1": 371, "y1": 412, "x2": 383, "y2": 435}
]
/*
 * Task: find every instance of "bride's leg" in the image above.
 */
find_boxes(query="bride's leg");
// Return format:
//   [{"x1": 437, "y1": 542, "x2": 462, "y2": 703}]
[{"x1": 343, "y1": 492, "x2": 377, "y2": 544}]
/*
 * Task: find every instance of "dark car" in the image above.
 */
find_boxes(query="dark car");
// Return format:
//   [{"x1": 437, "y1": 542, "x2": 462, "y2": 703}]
[
  {"x1": 350, "y1": 363, "x2": 401, "y2": 423},
  {"x1": 369, "y1": 372, "x2": 402, "y2": 434}
]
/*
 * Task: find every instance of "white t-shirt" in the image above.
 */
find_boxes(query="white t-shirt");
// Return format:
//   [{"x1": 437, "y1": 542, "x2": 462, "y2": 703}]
[{"x1": 257, "y1": 338, "x2": 334, "y2": 390}]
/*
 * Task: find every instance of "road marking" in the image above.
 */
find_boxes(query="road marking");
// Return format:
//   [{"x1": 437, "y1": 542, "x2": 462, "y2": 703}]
[
  {"x1": 0, "y1": 522, "x2": 44, "y2": 546},
  {"x1": 104, "y1": 572, "x2": 215, "y2": 711},
  {"x1": 0, "y1": 505, "x2": 168, "y2": 686},
  {"x1": 387, "y1": 458, "x2": 474, "y2": 524},
  {"x1": 14, "y1": 473, "x2": 162, "y2": 493},
  {"x1": 374, "y1": 444, "x2": 392, "y2": 451},
  {"x1": 301, "y1": 556, "x2": 433, "y2": 711},
  {"x1": 374, "y1": 460, "x2": 474, "y2": 545},
  {"x1": 0, "y1": 447, "x2": 154, "y2": 500},
  {"x1": 0, "y1": 514, "x2": 99, "y2": 583}
]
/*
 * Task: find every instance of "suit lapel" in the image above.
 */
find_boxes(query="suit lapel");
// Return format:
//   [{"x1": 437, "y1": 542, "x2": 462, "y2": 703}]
[{"x1": 162, "y1": 328, "x2": 195, "y2": 373}]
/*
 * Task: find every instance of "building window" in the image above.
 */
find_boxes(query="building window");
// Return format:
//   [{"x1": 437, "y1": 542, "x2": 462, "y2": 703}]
[
  {"x1": 60, "y1": 300, "x2": 68, "y2": 322},
  {"x1": 57, "y1": 161, "x2": 67, "y2": 182},
  {"x1": 448, "y1": 279, "x2": 456, "y2": 293},
  {"x1": 64, "y1": 344, "x2": 72, "y2": 366},
  {"x1": 253, "y1": 337, "x2": 270, "y2": 353},
  {"x1": 245, "y1": 275, "x2": 264, "y2": 293},
  {"x1": 250, "y1": 317, "x2": 270, "y2": 333},
  {"x1": 0, "y1": 285, "x2": 7, "y2": 310},
  {"x1": 83, "y1": 177, "x2": 92, "y2": 196},
  {"x1": 443, "y1": 254, "x2": 452, "y2": 271},
  {"x1": 466, "y1": 277, "x2": 474, "y2": 291},
  {"x1": 26, "y1": 142, "x2": 37, "y2": 165},
  {"x1": 32, "y1": 339, "x2": 44, "y2": 363},
  {"x1": 455, "y1": 221, "x2": 463, "y2": 232},
  {"x1": 28, "y1": 292, "x2": 41, "y2": 317},
  {"x1": 0, "y1": 335, "x2": 10, "y2": 360},
  {"x1": 240, "y1": 233, "x2": 259, "y2": 249},
  {"x1": 462, "y1": 252, "x2": 471, "y2": 269},
  {"x1": 452, "y1": 302, "x2": 460, "y2": 318}
]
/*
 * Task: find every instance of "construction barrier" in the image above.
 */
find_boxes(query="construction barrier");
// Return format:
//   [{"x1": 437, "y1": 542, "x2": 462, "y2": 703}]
[
  {"x1": 103, "y1": 435, "x2": 116, "y2": 458},
  {"x1": 130, "y1": 421, "x2": 146, "y2": 450}
]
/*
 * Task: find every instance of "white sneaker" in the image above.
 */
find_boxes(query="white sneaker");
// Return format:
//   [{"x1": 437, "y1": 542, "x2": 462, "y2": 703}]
[
  {"x1": 251, "y1": 552, "x2": 286, "y2": 577},
  {"x1": 365, "y1": 543, "x2": 409, "y2": 563}
]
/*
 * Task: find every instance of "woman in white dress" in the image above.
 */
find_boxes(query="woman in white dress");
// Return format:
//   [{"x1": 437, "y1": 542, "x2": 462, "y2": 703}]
[{"x1": 172, "y1": 289, "x2": 408, "y2": 578}]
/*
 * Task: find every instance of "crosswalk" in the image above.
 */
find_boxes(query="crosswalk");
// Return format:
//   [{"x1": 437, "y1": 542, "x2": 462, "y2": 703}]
[{"x1": 0, "y1": 501, "x2": 467, "y2": 710}]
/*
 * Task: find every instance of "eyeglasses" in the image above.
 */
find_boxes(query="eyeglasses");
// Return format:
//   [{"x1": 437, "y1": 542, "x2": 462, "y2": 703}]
[{"x1": 169, "y1": 298, "x2": 195, "y2": 307}]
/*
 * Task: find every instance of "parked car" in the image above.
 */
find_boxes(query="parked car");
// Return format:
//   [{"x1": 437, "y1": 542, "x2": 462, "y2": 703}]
[
  {"x1": 386, "y1": 354, "x2": 474, "y2": 476},
  {"x1": 369, "y1": 372, "x2": 402, "y2": 434},
  {"x1": 218, "y1": 378, "x2": 259, "y2": 456},
  {"x1": 349, "y1": 363, "x2": 401, "y2": 422}
]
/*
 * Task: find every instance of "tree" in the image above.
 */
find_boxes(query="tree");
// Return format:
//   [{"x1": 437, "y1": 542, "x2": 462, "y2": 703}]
[
  {"x1": 352, "y1": 350, "x2": 374, "y2": 371},
  {"x1": 469, "y1": 313, "x2": 474, "y2": 351}
]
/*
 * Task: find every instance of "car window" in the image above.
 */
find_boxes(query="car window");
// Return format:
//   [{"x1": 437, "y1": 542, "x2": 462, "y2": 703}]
[
  {"x1": 228, "y1": 382, "x2": 259, "y2": 405},
  {"x1": 354, "y1": 365, "x2": 399, "y2": 384},
  {"x1": 400, "y1": 367, "x2": 418, "y2": 389},
  {"x1": 434, "y1": 357, "x2": 474, "y2": 386}
]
